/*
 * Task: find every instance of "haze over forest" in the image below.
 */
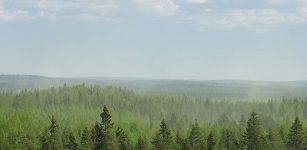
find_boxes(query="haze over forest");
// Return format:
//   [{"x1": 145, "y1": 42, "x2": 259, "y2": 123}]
[{"x1": 1, "y1": 0, "x2": 307, "y2": 149}]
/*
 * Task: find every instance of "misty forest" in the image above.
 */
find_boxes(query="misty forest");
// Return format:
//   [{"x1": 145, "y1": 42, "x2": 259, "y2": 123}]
[{"x1": 1, "y1": 77, "x2": 307, "y2": 150}]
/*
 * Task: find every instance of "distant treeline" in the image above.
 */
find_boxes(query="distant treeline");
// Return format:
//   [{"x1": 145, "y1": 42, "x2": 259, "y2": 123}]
[{"x1": 1, "y1": 84, "x2": 307, "y2": 149}]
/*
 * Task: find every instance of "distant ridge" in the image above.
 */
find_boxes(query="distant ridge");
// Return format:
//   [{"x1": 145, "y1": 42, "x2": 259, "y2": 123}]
[{"x1": 0, "y1": 75, "x2": 307, "y2": 100}]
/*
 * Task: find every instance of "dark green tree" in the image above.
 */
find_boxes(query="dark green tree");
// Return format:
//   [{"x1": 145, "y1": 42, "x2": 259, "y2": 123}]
[
  {"x1": 152, "y1": 120, "x2": 174, "y2": 150},
  {"x1": 244, "y1": 112, "x2": 263, "y2": 150},
  {"x1": 176, "y1": 133, "x2": 191, "y2": 150},
  {"x1": 207, "y1": 132, "x2": 216, "y2": 150},
  {"x1": 188, "y1": 121, "x2": 204, "y2": 150},
  {"x1": 100, "y1": 105, "x2": 115, "y2": 150},
  {"x1": 287, "y1": 117, "x2": 304, "y2": 150},
  {"x1": 49, "y1": 116, "x2": 61, "y2": 150},
  {"x1": 65, "y1": 132, "x2": 78, "y2": 150},
  {"x1": 41, "y1": 128, "x2": 51, "y2": 150},
  {"x1": 116, "y1": 127, "x2": 132, "y2": 150},
  {"x1": 81, "y1": 127, "x2": 92, "y2": 150},
  {"x1": 220, "y1": 128, "x2": 238, "y2": 150},
  {"x1": 91, "y1": 122, "x2": 103, "y2": 150},
  {"x1": 135, "y1": 136, "x2": 148, "y2": 150}
]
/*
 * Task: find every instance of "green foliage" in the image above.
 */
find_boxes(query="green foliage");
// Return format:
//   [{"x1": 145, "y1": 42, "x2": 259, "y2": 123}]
[
  {"x1": 287, "y1": 117, "x2": 304, "y2": 150},
  {"x1": 116, "y1": 127, "x2": 133, "y2": 150},
  {"x1": 244, "y1": 112, "x2": 265, "y2": 150},
  {"x1": 188, "y1": 121, "x2": 204, "y2": 150},
  {"x1": 81, "y1": 127, "x2": 92, "y2": 150},
  {"x1": 135, "y1": 136, "x2": 149, "y2": 150},
  {"x1": 152, "y1": 120, "x2": 174, "y2": 150},
  {"x1": 1, "y1": 84, "x2": 307, "y2": 149},
  {"x1": 207, "y1": 132, "x2": 216, "y2": 150}
]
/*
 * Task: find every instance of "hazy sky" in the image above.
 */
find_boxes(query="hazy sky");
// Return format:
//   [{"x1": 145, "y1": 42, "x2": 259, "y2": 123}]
[{"x1": 0, "y1": 0, "x2": 307, "y2": 81}]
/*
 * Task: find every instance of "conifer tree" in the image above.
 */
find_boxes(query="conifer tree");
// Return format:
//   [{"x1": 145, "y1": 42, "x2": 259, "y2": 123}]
[
  {"x1": 135, "y1": 136, "x2": 148, "y2": 150},
  {"x1": 81, "y1": 127, "x2": 92, "y2": 150},
  {"x1": 41, "y1": 128, "x2": 51, "y2": 150},
  {"x1": 266, "y1": 128, "x2": 281, "y2": 150},
  {"x1": 220, "y1": 128, "x2": 237, "y2": 150},
  {"x1": 91, "y1": 122, "x2": 103, "y2": 150},
  {"x1": 100, "y1": 105, "x2": 114, "y2": 150},
  {"x1": 244, "y1": 112, "x2": 263, "y2": 150},
  {"x1": 207, "y1": 132, "x2": 216, "y2": 150},
  {"x1": 287, "y1": 117, "x2": 304, "y2": 150},
  {"x1": 49, "y1": 116, "x2": 61, "y2": 150},
  {"x1": 152, "y1": 119, "x2": 174, "y2": 150},
  {"x1": 176, "y1": 133, "x2": 191, "y2": 150},
  {"x1": 188, "y1": 122, "x2": 203, "y2": 150},
  {"x1": 65, "y1": 132, "x2": 78, "y2": 150},
  {"x1": 116, "y1": 127, "x2": 132, "y2": 150}
]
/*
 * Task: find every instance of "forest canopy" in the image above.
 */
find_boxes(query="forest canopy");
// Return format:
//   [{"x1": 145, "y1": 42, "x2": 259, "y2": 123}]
[{"x1": 0, "y1": 84, "x2": 307, "y2": 149}]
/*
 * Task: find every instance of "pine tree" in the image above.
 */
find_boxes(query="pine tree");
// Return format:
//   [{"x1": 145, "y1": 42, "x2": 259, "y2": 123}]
[
  {"x1": 207, "y1": 132, "x2": 216, "y2": 150},
  {"x1": 116, "y1": 127, "x2": 132, "y2": 150},
  {"x1": 244, "y1": 112, "x2": 263, "y2": 150},
  {"x1": 152, "y1": 119, "x2": 174, "y2": 150},
  {"x1": 266, "y1": 128, "x2": 281, "y2": 150},
  {"x1": 49, "y1": 116, "x2": 61, "y2": 150},
  {"x1": 188, "y1": 122, "x2": 203, "y2": 150},
  {"x1": 91, "y1": 122, "x2": 103, "y2": 150},
  {"x1": 287, "y1": 117, "x2": 304, "y2": 150},
  {"x1": 176, "y1": 133, "x2": 191, "y2": 150},
  {"x1": 41, "y1": 128, "x2": 51, "y2": 150},
  {"x1": 100, "y1": 105, "x2": 114, "y2": 150},
  {"x1": 135, "y1": 136, "x2": 148, "y2": 150},
  {"x1": 81, "y1": 127, "x2": 92, "y2": 150},
  {"x1": 65, "y1": 132, "x2": 78, "y2": 150},
  {"x1": 220, "y1": 128, "x2": 237, "y2": 150}
]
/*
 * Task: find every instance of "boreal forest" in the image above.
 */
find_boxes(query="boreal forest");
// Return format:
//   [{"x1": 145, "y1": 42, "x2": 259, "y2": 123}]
[{"x1": 1, "y1": 76, "x2": 307, "y2": 150}]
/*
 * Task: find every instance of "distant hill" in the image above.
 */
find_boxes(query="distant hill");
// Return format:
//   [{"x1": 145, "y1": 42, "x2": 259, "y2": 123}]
[{"x1": 1, "y1": 75, "x2": 307, "y2": 100}]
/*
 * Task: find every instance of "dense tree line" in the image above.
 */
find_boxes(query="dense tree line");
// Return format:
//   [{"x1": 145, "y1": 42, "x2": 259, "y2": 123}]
[
  {"x1": 15, "y1": 106, "x2": 307, "y2": 150},
  {"x1": 1, "y1": 84, "x2": 307, "y2": 149}
]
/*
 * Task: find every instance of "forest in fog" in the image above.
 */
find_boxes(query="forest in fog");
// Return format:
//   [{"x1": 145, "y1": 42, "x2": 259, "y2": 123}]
[{"x1": 1, "y1": 84, "x2": 307, "y2": 149}]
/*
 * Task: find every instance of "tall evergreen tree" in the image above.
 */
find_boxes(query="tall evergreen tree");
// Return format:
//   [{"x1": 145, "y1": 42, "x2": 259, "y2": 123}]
[
  {"x1": 176, "y1": 133, "x2": 191, "y2": 150},
  {"x1": 135, "y1": 136, "x2": 148, "y2": 150},
  {"x1": 65, "y1": 132, "x2": 78, "y2": 150},
  {"x1": 116, "y1": 127, "x2": 132, "y2": 150},
  {"x1": 244, "y1": 112, "x2": 263, "y2": 150},
  {"x1": 207, "y1": 132, "x2": 216, "y2": 150},
  {"x1": 100, "y1": 105, "x2": 115, "y2": 150},
  {"x1": 220, "y1": 128, "x2": 237, "y2": 150},
  {"x1": 266, "y1": 128, "x2": 282, "y2": 150},
  {"x1": 81, "y1": 127, "x2": 92, "y2": 150},
  {"x1": 287, "y1": 117, "x2": 304, "y2": 150},
  {"x1": 91, "y1": 122, "x2": 103, "y2": 150},
  {"x1": 40, "y1": 128, "x2": 51, "y2": 150},
  {"x1": 49, "y1": 116, "x2": 61, "y2": 150},
  {"x1": 152, "y1": 120, "x2": 174, "y2": 150},
  {"x1": 188, "y1": 121, "x2": 204, "y2": 150}
]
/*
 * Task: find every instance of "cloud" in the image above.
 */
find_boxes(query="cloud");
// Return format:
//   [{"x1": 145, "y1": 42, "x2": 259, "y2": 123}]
[
  {"x1": 186, "y1": 0, "x2": 207, "y2": 4},
  {"x1": 215, "y1": 9, "x2": 306, "y2": 29},
  {"x1": 132, "y1": 0, "x2": 179, "y2": 16},
  {"x1": 0, "y1": 8, "x2": 31, "y2": 22}
]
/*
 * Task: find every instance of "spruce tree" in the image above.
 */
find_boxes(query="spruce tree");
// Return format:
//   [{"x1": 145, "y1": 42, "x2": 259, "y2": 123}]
[
  {"x1": 244, "y1": 112, "x2": 263, "y2": 150},
  {"x1": 135, "y1": 136, "x2": 148, "y2": 150},
  {"x1": 65, "y1": 132, "x2": 78, "y2": 150},
  {"x1": 176, "y1": 133, "x2": 191, "y2": 150},
  {"x1": 188, "y1": 121, "x2": 203, "y2": 150},
  {"x1": 116, "y1": 127, "x2": 132, "y2": 150},
  {"x1": 81, "y1": 127, "x2": 92, "y2": 150},
  {"x1": 49, "y1": 116, "x2": 61, "y2": 150},
  {"x1": 220, "y1": 128, "x2": 237, "y2": 150},
  {"x1": 287, "y1": 117, "x2": 304, "y2": 150},
  {"x1": 207, "y1": 132, "x2": 216, "y2": 150},
  {"x1": 152, "y1": 119, "x2": 174, "y2": 150},
  {"x1": 100, "y1": 105, "x2": 114, "y2": 150},
  {"x1": 266, "y1": 128, "x2": 281, "y2": 150},
  {"x1": 91, "y1": 122, "x2": 103, "y2": 150},
  {"x1": 41, "y1": 128, "x2": 51, "y2": 150}
]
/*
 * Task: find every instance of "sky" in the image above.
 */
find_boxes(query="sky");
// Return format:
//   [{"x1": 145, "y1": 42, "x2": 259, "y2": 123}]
[{"x1": 0, "y1": 0, "x2": 307, "y2": 81}]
